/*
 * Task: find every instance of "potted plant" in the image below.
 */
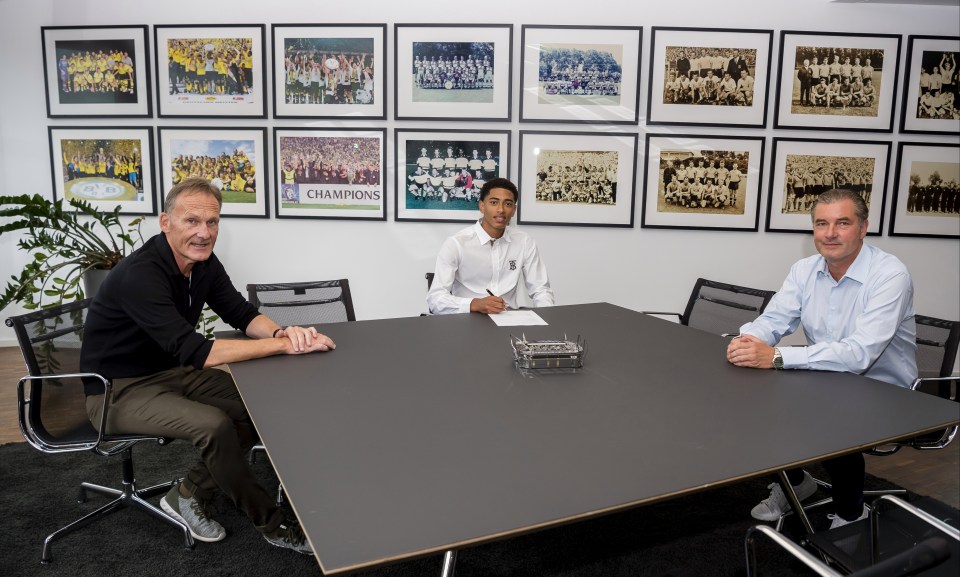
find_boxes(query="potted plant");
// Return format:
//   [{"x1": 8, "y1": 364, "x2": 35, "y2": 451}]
[{"x1": 0, "y1": 194, "x2": 144, "y2": 312}]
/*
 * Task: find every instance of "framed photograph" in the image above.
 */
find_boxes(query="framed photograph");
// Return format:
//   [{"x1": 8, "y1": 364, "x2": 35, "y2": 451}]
[
  {"x1": 395, "y1": 129, "x2": 510, "y2": 223},
  {"x1": 641, "y1": 134, "x2": 765, "y2": 231},
  {"x1": 48, "y1": 126, "x2": 156, "y2": 215},
  {"x1": 271, "y1": 24, "x2": 386, "y2": 119},
  {"x1": 889, "y1": 142, "x2": 959, "y2": 238},
  {"x1": 273, "y1": 128, "x2": 386, "y2": 221},
  {"x1": 899, "y1": 35, "x2": 960, "y2": 134},
  {"x1": 517, "y1": 131, "x2": 637, "y2": 228},
  {"x1": 394, "y1": 24, "x2": 512, "y2": 121},
  {"x1": 646, "y1": 27, "x2": 773, "y2": 128},
  {"x1": 158, "y1": 127, "x2": 268, "y2": 218},
  {"x1": 765, "y1": 137, "x2": 890, "y2": 235},
  {"x1": 41, "y1": 25, "x2": 152, "y2": 118},
  {"x1": 519, "y1": 25, "x2": 642, "y2": 124},
  {"x1": 154, "y1": 24, "x2": 266, "y2": 118},
  {"x1": 774, "y1": 31, "x2": 901, "y2": 132}
]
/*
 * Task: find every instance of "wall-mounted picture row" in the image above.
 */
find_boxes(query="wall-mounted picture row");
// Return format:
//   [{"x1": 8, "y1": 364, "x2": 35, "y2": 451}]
[
  {"x1": 46, "y1": 127, "x2": 959, "y2": 236},
  {"x1": 40, "y1": 24, "x2": 960, "y2": 130}
]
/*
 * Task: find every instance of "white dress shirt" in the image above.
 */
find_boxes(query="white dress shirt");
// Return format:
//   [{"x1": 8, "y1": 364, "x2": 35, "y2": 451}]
[
  {"x1": 427, "y1": 221, "x2": 555, "y2": 315},
  {"x1": 739, "y1": 243, "x2": 917, "y2": 388}
]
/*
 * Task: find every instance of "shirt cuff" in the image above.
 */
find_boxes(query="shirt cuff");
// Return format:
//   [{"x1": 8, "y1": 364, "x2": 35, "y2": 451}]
[{"x1": 778, "y1": 346, "x2": 809, "y2": 370}]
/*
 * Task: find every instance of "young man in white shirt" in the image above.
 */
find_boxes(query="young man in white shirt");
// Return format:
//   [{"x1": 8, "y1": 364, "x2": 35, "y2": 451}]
[{"x1": 427, "y1": 177, "x2": 555, "y2": 315}]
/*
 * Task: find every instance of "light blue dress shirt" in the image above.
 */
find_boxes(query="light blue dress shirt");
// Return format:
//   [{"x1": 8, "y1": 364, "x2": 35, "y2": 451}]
[{"x1": 739, "y1": 243, "x2": 917, "y2": 388}]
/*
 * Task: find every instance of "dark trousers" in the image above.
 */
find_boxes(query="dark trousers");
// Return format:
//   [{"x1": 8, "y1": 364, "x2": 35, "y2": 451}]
[
  {"x1": 86, "y1": 366, "x2": 284, "y2": 532},
  {"x1": 785, "y1": 452, "x2": 865, "y2": 519}
]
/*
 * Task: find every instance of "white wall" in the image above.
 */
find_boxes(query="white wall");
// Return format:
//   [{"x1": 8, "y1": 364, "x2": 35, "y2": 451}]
[{"x1": 1, "y1": 0, "x2": 958, "y2": 346}]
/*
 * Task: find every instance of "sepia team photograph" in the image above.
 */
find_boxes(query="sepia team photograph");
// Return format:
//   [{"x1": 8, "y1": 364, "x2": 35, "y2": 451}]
[
  {"x1": 913, "y1": 49, "x2": 959, "y2": 120},
  {"x1": 906, "y1": 159, "x2": 959, "y2": 216},
  {"x1": 535, "y1": 150, "x2": 618, "y2": 206},
  {"x1": 789, "y1": 45, "x2": 885, "y2": 117},
  {"x1": 662, "y1": 46, "x2": 758, "y2": 107},
  {"x1": 780, "y1": 153, "x2": 876, "y2": 214},
  {"x1": 655, "y1": 149, "x2": 749, "y2": 214}
]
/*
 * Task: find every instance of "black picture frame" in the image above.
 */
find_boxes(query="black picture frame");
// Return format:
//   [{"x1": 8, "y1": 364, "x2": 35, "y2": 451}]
[
  {"x1": 889, "y1": 141, "x2": 959, "y2": 239},
  {"x1": 394, "y1": 23, "x2": 513, "y2": 122},
  {"x1": 48, "y1": 125, "x2": 157, "y2": 216},
  {"x1": 765, "y1": 137, "x2": 891, "y2": 235},
  {"x1": 517, "y1": 130, "x2": 638, "y2": 228},
  {"x1": 157, "y1": 126, "x2": 269, "y2": 219},
  {"x1": 273, "y1": 127, "x2": 386, "y2": 221},
  {"x1": 774, "y1": 30, "x2": 901, "y2": 132},
  {"x1": 271, "y1": 23, "x2": 387, "y2": 120},
  {"x1": 519, "y1": 25, "x2": 642, "y2": 125},
  {"x1": 899, "y1": 35, "x2": 960, "y2": 135},
  {"x1": 641, "y1": 133, "x2": 766, "y2": 231},
  {"x1": 646, "y1": 26, "x2": 773, "y2": 128},
  {"x1": 394, "y1": 128, "x2": 511, "y2": 223},
  {"x1": 41, "y1": 25, "x2": 152, "y2": 118},
  {"x1": 154, "y1": 24, "x2": 267, "y2": 119}
]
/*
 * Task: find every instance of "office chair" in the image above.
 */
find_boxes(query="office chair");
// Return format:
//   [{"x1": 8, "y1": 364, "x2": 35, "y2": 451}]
[
  {"x1": 245, "y1": 279, "x2": 356, "y2": 503},
  {"x1": 773, "y1": 314, "x2": 960, "y2": 531},
  {"x1": 6, "y1": 299, "x2": 193, "y2": 563},
  {"x1": 643, "y1": 278, "x2": 777, "y2": 336},
  {"x1": 746, "y1": 495, "x2": 958, "y2": 577},
  {"x1": 425, "y1": 272, "x2": 435, "y2": 290},
  {"x1": 246, "y1": 279, "x2": 356, "y2": 326}
]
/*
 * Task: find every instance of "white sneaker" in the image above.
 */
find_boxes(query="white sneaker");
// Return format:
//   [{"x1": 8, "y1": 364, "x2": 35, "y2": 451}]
[
  {"x1": 750, "y1": 471, "x2": 818, "y2": 521},
  {"x1": 828, "y1": 504, "x2": 870, "y2": 529}
]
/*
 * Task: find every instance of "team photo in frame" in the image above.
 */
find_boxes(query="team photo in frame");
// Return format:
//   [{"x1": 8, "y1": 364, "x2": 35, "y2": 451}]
[
  {"x1": 899, "y1": 35, "x2": 960, "y2": 134},
  {"x1": 517, "y1": 131, "x2": 637, "y2": 228},
  {"x1": 158, "y1": 127, "x2": 269, "y2": 219},
  {"x1": 646, "y1": 27, "x2": 773, "y2": 128},
  {"x1": 765, "y1": 137, "x2": 890, "y2": 235},
  {"x1": 641, "y1": 133, "x2": 765, "y2": 231},
  {"x1": 154, "y1": 24, "x2": 267, "y2": 118},
  {"x1": 41, "y1": 25, "x2": 152, "y2": 118},
  {"x1": 394, "y1": 129, "x2": 510, "y2": 223},
  {"x1": 889, "y1": 142, "x2": 959, "y2": 239},
  {"x1": 48, "y1": 126, "x2": 156, "y2": 215},
  {"x1": 519, "y1": 25, "x2": 642, "y2": 124},
  {"x1": 273, "y1": 127, "x2": 386, "y2": 221},
  {"x1": 394, "y1": 23, "x2": 513, "y2": 121},
  {"x1": 271, "y1": 23, "x2": 386, "y2": 120},
  {"x1": 774, "y1": 31, "x2": 901, "y2": 132}
]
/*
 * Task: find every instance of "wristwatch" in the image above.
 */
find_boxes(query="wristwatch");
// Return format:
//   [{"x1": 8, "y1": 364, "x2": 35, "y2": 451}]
[{"x1": 772, "y1": 347, "x2": 784, "y2": 370}]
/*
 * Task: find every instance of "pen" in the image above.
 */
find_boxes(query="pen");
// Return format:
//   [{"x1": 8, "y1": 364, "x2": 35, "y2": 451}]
[{"x1": 486, "y1": 289, "x2": 511, "y2": 310}]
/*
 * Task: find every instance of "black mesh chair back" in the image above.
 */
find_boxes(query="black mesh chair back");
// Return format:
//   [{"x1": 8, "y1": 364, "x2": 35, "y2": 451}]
[
  {"x1": 681, "y1": 279, "x2": 776, "y2": 335},
  {"x1": 915, "y1": 315, "x2": 960, "y2": 383},
  {"x1": 7, "y1": 299, "x2": 98, "y2": 449},
  {"x1": 5, "y1": 299, "x2": 193, "y2": 562},
  {"x1": 247, "y1": 279, "x2": 356, "y2": 326}
]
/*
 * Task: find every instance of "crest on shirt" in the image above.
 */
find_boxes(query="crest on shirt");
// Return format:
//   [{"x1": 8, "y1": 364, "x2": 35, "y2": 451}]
[{"x1": 509, "y1": 260, "x2": 516, "y2": 270}]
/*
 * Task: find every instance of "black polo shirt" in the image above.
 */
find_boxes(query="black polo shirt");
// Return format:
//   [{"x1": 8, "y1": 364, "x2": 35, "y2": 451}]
[{"x1": 80, "y1": 232, "x2": 259, "y2": 392}]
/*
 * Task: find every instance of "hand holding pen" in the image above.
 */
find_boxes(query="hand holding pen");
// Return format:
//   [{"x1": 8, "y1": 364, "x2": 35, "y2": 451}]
[{"x1": 469, "y1": 289, "x2": 509, "y2": 314}]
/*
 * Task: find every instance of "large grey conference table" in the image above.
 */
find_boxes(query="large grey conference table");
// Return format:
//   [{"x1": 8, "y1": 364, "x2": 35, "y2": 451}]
[{"x1": 227, "y1": 302, "x2": 960, "y2": 575}]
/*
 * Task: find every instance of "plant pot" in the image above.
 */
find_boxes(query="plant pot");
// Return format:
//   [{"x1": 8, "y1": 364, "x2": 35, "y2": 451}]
[{"x1": 82, "y1": 268, "x2": 111, "y2": 299}]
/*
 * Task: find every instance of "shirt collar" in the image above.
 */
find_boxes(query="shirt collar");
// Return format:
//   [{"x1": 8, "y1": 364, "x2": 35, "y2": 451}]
[
  {"x1": 472, "y1": 220, "x2": 513, "y2": 246},
  {"x1": 816, "y1": 242, "x2": 872, "y2": 284}
]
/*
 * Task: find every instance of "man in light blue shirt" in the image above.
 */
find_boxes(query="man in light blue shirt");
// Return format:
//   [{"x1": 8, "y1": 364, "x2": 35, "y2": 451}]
[{"x1": 727, "y1": 188, "x2": 916, "y2": 529}]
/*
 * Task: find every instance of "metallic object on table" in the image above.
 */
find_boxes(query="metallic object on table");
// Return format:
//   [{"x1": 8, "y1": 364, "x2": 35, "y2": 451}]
[{"x1": 510, "y1": 334, "x2": 586, "y2": 369}]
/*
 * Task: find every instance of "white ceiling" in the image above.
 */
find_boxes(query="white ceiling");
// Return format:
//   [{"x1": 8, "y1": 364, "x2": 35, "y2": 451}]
[{"x1": 832, "y1": 0, "x2": 959, "y2": 6}]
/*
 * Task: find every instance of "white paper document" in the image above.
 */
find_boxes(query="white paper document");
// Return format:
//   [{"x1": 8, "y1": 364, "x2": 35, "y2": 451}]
[{"x1": 489, "y1": 310, "x2": 548, "y2": 327}]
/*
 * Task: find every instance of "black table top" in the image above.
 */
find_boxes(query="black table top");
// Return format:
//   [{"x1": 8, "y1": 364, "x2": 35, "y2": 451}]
[{"x1": 228, "y1": 302, "x2": 960, "y2": 574}]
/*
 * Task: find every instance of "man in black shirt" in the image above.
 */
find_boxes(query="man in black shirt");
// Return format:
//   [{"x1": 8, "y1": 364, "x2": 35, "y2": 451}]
[{"x1": 80, "y1": 177, "x2": 334, "y2": 554}]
